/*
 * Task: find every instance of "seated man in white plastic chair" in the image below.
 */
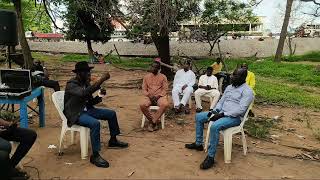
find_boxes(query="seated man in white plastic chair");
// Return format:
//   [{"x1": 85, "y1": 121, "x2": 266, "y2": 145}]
[
  {"x1": 194, "y1": 67, "x2": 220, "y2": 112},
  {"x1": 140, "y1": 60, "x2": 169, "y2": 132},
  {"x1": 64, "y1": 61, "x2": 128, "y2": 168},
  {"x1": 185, "y1": 68, "x2": 254, "y2": 170},
  {"x1": 172, "y1": 60, "x2": 196, "y2": 114}
]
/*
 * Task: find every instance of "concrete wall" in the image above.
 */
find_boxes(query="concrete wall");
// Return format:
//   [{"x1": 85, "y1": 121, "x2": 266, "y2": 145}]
[{"x1": 28, "y1": 38, "x2": 320, "y2": 58}]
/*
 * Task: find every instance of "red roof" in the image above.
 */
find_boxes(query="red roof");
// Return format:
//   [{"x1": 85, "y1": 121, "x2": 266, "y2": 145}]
[{"x1": 33, "y1": 32, "x2": 64, "y2": 39}]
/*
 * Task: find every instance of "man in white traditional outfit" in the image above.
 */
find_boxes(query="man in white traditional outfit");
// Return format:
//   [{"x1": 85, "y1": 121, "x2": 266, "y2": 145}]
[
  {"x1": 172, "y1": 60, "x2": 196, "y2": 114},
  {"x1": 194, "y1": 67, "x2": 220, "y2": 112}
]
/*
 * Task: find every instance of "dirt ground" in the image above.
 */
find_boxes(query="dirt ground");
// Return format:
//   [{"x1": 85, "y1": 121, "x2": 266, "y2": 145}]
[{"x1": 14, "y1": 61, "x2": 320, "y2": 179}]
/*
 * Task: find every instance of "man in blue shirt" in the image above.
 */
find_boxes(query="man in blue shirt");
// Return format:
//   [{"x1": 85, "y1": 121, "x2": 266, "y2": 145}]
[{"x1": 185, "y1": 68, "x2": 254, "y2": 170}]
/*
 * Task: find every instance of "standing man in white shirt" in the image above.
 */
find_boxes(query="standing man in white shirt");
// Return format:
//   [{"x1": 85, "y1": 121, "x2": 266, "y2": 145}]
[
  {"x1": 172, "y1": 60, "x2": 196, "y2": 114},
  {"x1": 194, "y1": 67, "x2": 220, "y2": 112}
]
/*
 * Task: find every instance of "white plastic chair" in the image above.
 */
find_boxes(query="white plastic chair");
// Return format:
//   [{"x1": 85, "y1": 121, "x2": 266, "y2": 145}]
[
  {"x1": 52, "y1": 91, "x2": 90, "y2": 160},
  {"x1": 10, "y1": 142, "x2": 23, "y2": 170},
  {"x1": 204, "y1": 102, "x2": 253, "y2": 163},
  {"x1": 141, "y1": 106, "x2": 165, "y2": 129}
]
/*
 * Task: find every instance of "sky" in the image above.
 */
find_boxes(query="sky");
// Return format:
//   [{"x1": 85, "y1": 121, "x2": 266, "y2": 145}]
[
  {"x1": 254, "y1": 0, "x2": 320, "y2": 32},
  {"x1": 53, "y1": 0, "x2": 320, "y2": 33}
]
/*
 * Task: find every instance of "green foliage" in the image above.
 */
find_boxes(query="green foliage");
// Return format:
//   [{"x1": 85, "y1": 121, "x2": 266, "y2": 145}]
[
  {"x1": 201, "y1": 0, "x2": 258, "y2": 46},
  {"x1": 244, "y1": 117, "x2": 276, "y2": 139},
  {"x1": 0, "y1": 0, "x2": 52, "y2": 33},
  {"x1": 284, "y1": 51, "x2": 320, "y2": 62},
  {"x1": 126, "y1": 0, "x2": 201, "y2": 38},
  {"x1": 63, "y1": 0, "x2": 115, "y2": 43}
]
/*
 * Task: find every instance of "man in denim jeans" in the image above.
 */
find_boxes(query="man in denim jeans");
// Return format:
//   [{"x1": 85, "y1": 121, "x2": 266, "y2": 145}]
[
  {"x1": 64, "y1": 61, "x2": 128, "y2": 168},
  {"x1": 185, "y1": 68, "x2": 254, "y2": 170}
]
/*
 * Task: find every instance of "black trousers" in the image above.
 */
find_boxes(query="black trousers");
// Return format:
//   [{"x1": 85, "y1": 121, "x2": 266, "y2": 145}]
[
  {"x1": 0, "y1": 127, "x2": 37, "y2": 170},
  {"x1": 42, "y1": 79, "x2": 60, "y2": 92},
  {"x1": 0, "y1": 137, "x2": 11, "y2": 179}
]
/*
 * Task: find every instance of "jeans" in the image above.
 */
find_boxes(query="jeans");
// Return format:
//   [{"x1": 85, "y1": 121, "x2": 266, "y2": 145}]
[
  {"x1": 195, "y1": 112, "x2": 241, "y2": 158},
  {"x1": 42, "y1": 78, "x2": 60, "y2": 92},
  {"x1": 0, "y1": 127, "x2": 37, "y2": 167},
  {"x1": 77, "y1": 107, "x2": 121, "y2": 153}
]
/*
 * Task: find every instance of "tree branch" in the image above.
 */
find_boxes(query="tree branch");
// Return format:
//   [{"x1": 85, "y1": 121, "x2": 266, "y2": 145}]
[{"x1": 42, "y1": 0, "x2": 65, "y2": 32}]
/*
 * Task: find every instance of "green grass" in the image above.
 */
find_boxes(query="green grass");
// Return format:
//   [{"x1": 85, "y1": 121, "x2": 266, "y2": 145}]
[
  {"x1": 194, "y1": 58, "x2": 320, "y2": 87},
  {"x1": 62, "y1": 54, "x2": 89, "y2": 62},
  {"x1": 284, "y1": 51, "x2": 320, "y2": 62},
  {"x1": 31, "y1": 52, "x2": 320, "y2": 109},
  {"x1": 256, "y1": 79, "x2": 320, "y2": 109},
  {"x1": 110, "y1": 57, "x2": 153, "y2": 69}
]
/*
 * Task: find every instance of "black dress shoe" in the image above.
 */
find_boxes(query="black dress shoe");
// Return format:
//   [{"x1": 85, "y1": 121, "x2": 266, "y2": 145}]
[
  {"x1": 90, "y1": 154, "x2": 109, "y2": 168},
  {"x1": 185, "y1": 142, "x2": 204, "y2": 151},
  {"x1": 200, "y1": 155, "x2": 215, "y2": 170},
  {"x1": 108, "y1": 140, "x2": 129, "y2": 149},
  {"x1": 9, "y1": 168, "x2": 30, "y2": 180}
]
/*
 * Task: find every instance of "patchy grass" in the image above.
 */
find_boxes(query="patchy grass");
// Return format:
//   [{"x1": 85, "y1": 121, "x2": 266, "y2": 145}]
[
  {"x1": 256, "y1": 79, "x2": 320, "y2": 109},
  {"x1": 194, "y1": 58, "x2": 320, "y2": 87},
  {"x1": 32, "y1": 52, "x2": 61, "y2": 62},
  {"x1": 110, "y1": 57, "x2": 153, "y2": 69},
  {"x1": 284, "y1": 51, "x2": 320, "y2": 62},
  {"x1": 31, "y1": 52, "x2": 320, "y2": 109},
  {"x1": 245, "y1": 117, "x2": 276, "y2": 139},
  {"x1": 62, "y1": 54, "x2": 89, "y2": 62}
]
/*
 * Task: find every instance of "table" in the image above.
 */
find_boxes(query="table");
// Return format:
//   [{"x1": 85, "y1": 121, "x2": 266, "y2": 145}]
[{"x1": 0, "y1": 87, "x2": 45, "y2": 128}]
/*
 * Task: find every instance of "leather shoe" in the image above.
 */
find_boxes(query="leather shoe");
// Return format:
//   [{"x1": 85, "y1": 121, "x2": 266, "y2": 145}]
[
  {"x1": 108, "y1": 140, "x2": 129, "y2": 149},
  {"x1": 9, "y1": 168, "x2": 30, "y2": 180},
  {"x1": 90, "y1": 154, "x2": 109, "y2": 168},
  {"x1": 185, "y1": 142, "x2": 204, "y2": 151},
  {"x1": 200, "y1": 155, "x2": 215, "y2": 170}
]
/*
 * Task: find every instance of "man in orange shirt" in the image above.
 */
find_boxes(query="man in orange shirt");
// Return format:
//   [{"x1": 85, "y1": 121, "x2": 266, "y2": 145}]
[{"x1": 140, "y1": 61, "x2": 169, "y2": 131}]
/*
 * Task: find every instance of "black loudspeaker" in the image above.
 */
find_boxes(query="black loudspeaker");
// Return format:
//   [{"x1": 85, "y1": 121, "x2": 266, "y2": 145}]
[{"x1": 0, "y1": 9, "x2": 18, "y2": 46}]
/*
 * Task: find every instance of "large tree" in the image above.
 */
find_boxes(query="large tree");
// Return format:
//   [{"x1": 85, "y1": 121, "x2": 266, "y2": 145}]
[
  {"x1": 125, "y1": 0, "x2": 200, "y2": 79},
  {"x1": 274, "y1": 0, "x2": 319, "y2": 62},
  {"x1": 275, "y1": 0, "x2": 294, "y2": 62},
  {"x1": 201, "y1": 0, "x2": 257, "y2": 56},
  {"x1": 0, "y1": 1, "x2": 51, "y2": 32},
  {"x1": 60, "y1": 0, "x2": 118, "y2": 59}
]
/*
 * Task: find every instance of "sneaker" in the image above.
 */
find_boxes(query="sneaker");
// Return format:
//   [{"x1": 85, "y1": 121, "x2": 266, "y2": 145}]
[
  {"x1": 108, "y1": 140, "x2": 129, "y2": 149},
  {"x1": 200, "y1": 155, "x2": 215, "y2": 170},
  {"x1": 90, "y1": 154, "x2": 109, "y2": 168},
  {"x1": 185, "y1": 142, "x2": 204, "y2": 151}
]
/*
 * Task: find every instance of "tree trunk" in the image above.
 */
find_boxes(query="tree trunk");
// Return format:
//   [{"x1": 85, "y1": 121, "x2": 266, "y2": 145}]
[
  {"x1": 14, "y1": 0, "x2": 33, "y2": 69},
  {"x1": 275, "y1": 0, "x2": 294, "y2": 62},
  {"x1": 151, "y1": 32, "x2": 173, "y2": 80},
  {"x1": 86, "y1": 39, "x2": 94, "y2": 60}
]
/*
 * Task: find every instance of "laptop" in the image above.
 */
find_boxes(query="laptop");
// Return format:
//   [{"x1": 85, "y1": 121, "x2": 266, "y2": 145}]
[{"x1": 0, "y1": 69, "x2": 32, "y2": 99}]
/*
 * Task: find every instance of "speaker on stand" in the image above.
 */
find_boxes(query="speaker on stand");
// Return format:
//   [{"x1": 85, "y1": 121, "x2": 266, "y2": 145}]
[
  {"x1": 0, "y1": 9, "x2": 18, "y2": 69},
  {"x1": 0, "y1": 9, "x2": 19, "y2": 112}
]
